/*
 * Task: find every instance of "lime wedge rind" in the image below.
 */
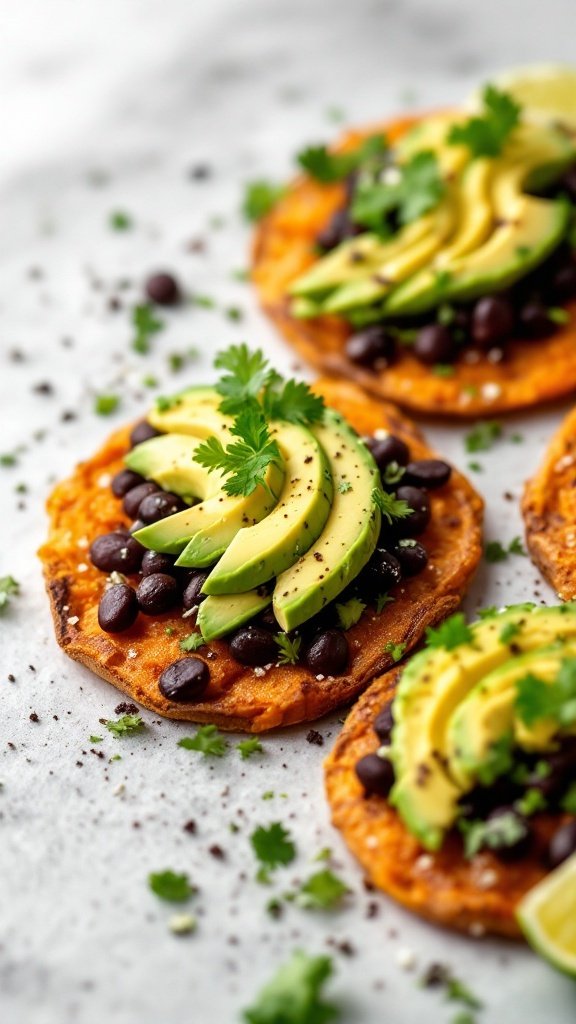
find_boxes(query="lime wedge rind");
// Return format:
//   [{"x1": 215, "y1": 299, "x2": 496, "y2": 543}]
[{"x1": 517, "y1": 852, "x2": 576, "y2": 978}]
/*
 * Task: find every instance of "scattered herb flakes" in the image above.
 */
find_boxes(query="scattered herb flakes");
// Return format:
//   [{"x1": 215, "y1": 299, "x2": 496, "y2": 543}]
[
  {"x1": 250, "y1": 822, "x2": 296, "y2": 869},
  {"x1": 195, "y1": 406, "x2": 281, "y2": 498},
  {"x1": 89, "y1": 735, "x2": 103, "y2": 744},
  {"x1": 237, "y1": 737, "x2": 264, "y2": 760},
  {"x1": 0, "y1": 576, "x2": 20, "y2": 613},
  {"x1": 179, "y1": 632, "x2": 206, "y2": 652},
  {"x1": 547, "y1": 306, "x2": 571, "y2": 325},
  {"x1": 142, "y1": 375, "x2": 159, "y2": 389},
  {"x1": 445, "y1": 976, "x2": 483, "y2": 1011},
  {"x1": 295, "y1": 869, "x2": 348, "y2": 910},
  {"x1": 262, "y1": 790, "x2": 275, "y2": 801},
  {"x1": 178, "y1": 725, "x2": 227, "y2": 757},
  {"x1": 242, "y1": 950, "x2": 338, "y2": 1024},
  {"x1": 372, "y1": 487, "x2": 413, "y2": 525},
  {"x1": 508, "y1": 535, "x2": 527, "y2": 556},
  {"x1": 447, "y1": 83, "x2": 521, "y2": 158},
  {"x1": 375, "y1": 593, "x2": 394, "y2": 614},
  {"x1": 225, "y1": 305, "x2": 243, "y2": 322},
  {"x1": 167, "y1": 352, "x2": 185, "y2": 373},
  {"x1": 275, "y1": 633, "x2": 302, "y2": 666},
  {"x1": 338, "y1": 480, "x2": 352, "y2": 494},
  {"x1": 510, "y1": 432, "x2": 524, "y2": 444},
  {"x1": 105, "y1": 714, "x2": 144, "y2": 738},
  {"x1": 467, "y1": 461, "x2": 483, "y2": 473},
  {"x1": 109, "y1": 210, "x2": 133, "y2": 231},
  {"x1": 314, "y1": 846, "x2": 332, "y2": 862},
  {"x1": 450, "y1": 1013, "x2": 476, "y2": 1024},
  {"x1": 169, "y1": 912, "x2": 197, "y2": 936},
  {"x1": 148, "y1": 870, "x2": 193, "y2": 903},
  {"x1": 381, "y1": 461, "x2": 405, "y2": 486},
  {"x1": 336, "y1": 597, "x2": 366, "y2": 630},
  {"x1": 464, "y1": 420, "x2": 502, "y2": 453},
  {"x1": 242, "y1": 180, "x2": 286, "y2": 222},
  {"x1": 425, "y1": 613, "x2": 472, "y2": 651},
  {"x1": 384, "y1": 640, "x2": 407, "y2": 663},
  {"x1": 192, "y1": 293, "x2": 216, "y2": 309},
  {"x1": 0, "y1": 453, "x2": 18, "y2": 467},
  {"x1": 94, "y1": 393, "x2": 120, "y2": 416},
  {"x1": 132, "y1": 303, "x2": 165, "y2": 355},
  {"x1": 432, "y1": 363, "x2": 455, "y2": 377},
  {"x1": 515, "y1": 788, "x2": 547, "y2": 817},
  {"x1": 155, "y1": 394, "x2": 182, "y2": 413},
  {"x1": 485, "y1": 536, "x2": 527, "y2": 563}
]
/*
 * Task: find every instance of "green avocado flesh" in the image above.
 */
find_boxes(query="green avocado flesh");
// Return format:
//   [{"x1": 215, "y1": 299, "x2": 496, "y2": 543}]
[
  {"x1": 390, "y1": 604, "x2": 576, "y2": 851},
  {"x1": 290, "y1": 118, "x2": 575, "y2": 320},
  {"x1": 125, "y1": 433, "x2": 223, "y2": 501},
  {"x1": 198, "y1": 590, "x2": 272, "y2": 642}
]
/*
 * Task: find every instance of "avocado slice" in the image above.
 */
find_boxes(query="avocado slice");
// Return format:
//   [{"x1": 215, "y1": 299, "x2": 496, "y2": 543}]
[
  {"x1": 272, "y1": 412, "x2": 380, "y2": 633},
  {"x1": 148, "y1": 386, "x2": 234, "y2": 439},
  {"x1": 390, "y1": 604, "x2": 576, "y2": 851},
  {"x1": 447, "y1": 641, "x2": 576, "y2": 788},
  {"x1": 202, "y1": 422, "x2": 333, "y2": 595},
  {"x1": 125, "y1": 433, "x2": 224, "y2": 501},
  {"x1": 198, "y1": 590, "x2": 272, "y2": 642}
]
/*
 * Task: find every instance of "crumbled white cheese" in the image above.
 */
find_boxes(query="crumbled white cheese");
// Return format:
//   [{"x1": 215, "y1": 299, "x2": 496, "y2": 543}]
[
  {"x1": 97, "y1": 473, "x2": 112, "y2": 487},
  {"x1": 127, "y1": 648, "x2": 138, "y2": 659},
  {"x1": 67, "y1": 615, "x2": 79, "y2": 626},
  {"x1": 315, "y1": 674, "x2": 325, "y2": 681},
  {"x1": 396, "y1": 947, "x2": 416, "y2": 971},
  {"x1": 477, "y1": 868, "x2": 498, "y2": 890},
  {"x1": 254, "y1": 667, "x2": 266, "y2": 677},
  {"x1": 414, "y1": 854, "x2": 434, "y2": 872},
  {"x1": 77, "y1": 537, "x2": 89, "y2": 549},
  {"x1": 480, "y1": 382, "x2": 502, "y2": 401},
  {"x1": 555, "y1": 453, "x2": 575, "y2": 473},
  {"x1": 77, "y1": 563, "x2": 88, "y2": 573},
  {"x1": 365, "y1": 835, "x2": 379, "y2": 849},
  {"x1": 373, "y1": 428, "x2": 390, "y2": 441},
  {"x1": 169, "y1": 913, "x2": 197, "y2": 935},
  {"x1": 182, "y1": 607, "x2": 197, "y2": 618}
]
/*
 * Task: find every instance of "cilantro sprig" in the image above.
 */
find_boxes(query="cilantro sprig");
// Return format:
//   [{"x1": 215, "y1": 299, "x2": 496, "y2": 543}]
[
  {"x1": 250, "y1": 822, "x2": 296, "y2": 870},
  {"x1": 243, "y1": 950, "x2": 339, "y2": 1024},
  {"x1": 516, "y1": 657, "x2": 576, "y2": 729},
  {"x1": 275, "y1": 633, "x2": 302, "y2": 666},
  {"x1": 195, "y1": 406, "x2": 282, "y2": 498},
  {"x1": 448, "y1": 84, "x2": 521, "y2": 158},
  {"x1": 105, "y1": 714, "x2": 145, "y2": 738},
  {"x1": 372, "y1": 487, "x2": 413, "y2": 525},
  {"x1": 0, "y1": 576, "x2": 20, "y2": 614},
  {"x1": 351, "y1": 149, "x2": 445, "y2": 232},
  {"x1": 425, "y1": 613, "x2": 472, "y2": 651},
  {"x1": 297, "y1": 133, "x2": 387, "y2": 182},
  {"x1": 148, "y1": 870, "x2": 194, "y2": 903},
  {"x1": 178, "y1": 725, "x2": 227, "y2": 757}
]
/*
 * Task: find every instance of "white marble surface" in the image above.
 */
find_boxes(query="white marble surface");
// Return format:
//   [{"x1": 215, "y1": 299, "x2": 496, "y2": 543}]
[{"x1": 2, "y1": 1, "x2": 576, "y2": 1021}]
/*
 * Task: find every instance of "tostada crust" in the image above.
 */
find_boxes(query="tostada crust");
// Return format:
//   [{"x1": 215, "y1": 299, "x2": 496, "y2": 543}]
[
  {"x1": 523, "y1": 406, "x2": 576, "y2": 599},
  {"x1": 38, "y1": 379, "x2": 483, "y2": 732},
  {"x1": 252, "y1": 115, "x2": 576, "y2": 418},
  {"x1": 324, "y1": 670, "x2": 571, "y2": 938}
]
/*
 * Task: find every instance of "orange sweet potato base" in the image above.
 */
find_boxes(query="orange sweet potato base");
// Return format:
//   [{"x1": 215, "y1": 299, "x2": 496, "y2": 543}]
[
  {"x1": 325, "y1": 669, "x2": 571, "y2": 937},
  {"x1": 523, "y1": 406, "x2": 576, "y2": 599},
  {"x1": 252, "y1": 116, "x2": 576, "y2": 418},
  {"x1": 39, "y1": 379, "x2": 483, "y2": 732}
]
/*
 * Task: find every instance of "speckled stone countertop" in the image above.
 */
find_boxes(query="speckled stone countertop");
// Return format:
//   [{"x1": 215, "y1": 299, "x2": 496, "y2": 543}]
[{"x1": 2, "y1": 1, "x2": 576, "y2": 1021}]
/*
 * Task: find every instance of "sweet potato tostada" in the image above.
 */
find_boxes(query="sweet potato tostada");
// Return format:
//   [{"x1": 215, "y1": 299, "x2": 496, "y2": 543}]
[
  {"x1": 523, "y1": 406, "x2": 576, "y2": 601},
  {"x1": 252, "y1": 70, "x2": 576, "y2": 417},
  {"x1": 325, "y1": 604, "x2": 576, "y2": 938},
  {"x1": 39, "y1": 354, "x2": 482, "y2": 732}
]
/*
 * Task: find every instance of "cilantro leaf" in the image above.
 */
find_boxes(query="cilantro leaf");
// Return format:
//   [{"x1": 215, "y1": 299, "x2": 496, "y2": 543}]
[
  {"x1": 375, "y1": 593, "x2": 394, "y2": 614},
  {"x1": 475, "y1": 732, "x2": 514, "y2": 786},
  {"x1": 425, "y1": 613, "x2": 472, "y2": 651},
  {"x1": 214, "y1": 344, "x2": 274, "y2": 415},
  {"x1": 384, "y1": 640, "x2": 407, "y2": 663},
  {"x1": 148, "y1": 870, "x2": 193, "y2": 903},
  {"x1": 372, "y1": 487, "x2": 413, "y2": 525},
  {"x1": 508, "y1": 535, "x2": 527, "y2": 556},
  {"x1": 464, "y1": 420, "x2": 502, "y2": 453},
  {"x1": 516, "y1": 658, "x2": 576, "y2": 728},
  {"x1": 243, "y1": 950, "x2": 338, "y2": 1024},
  {"x1": 179, "y1": 632, "x2": 206, "y2": 652},
  {"x1": 109, "y1": 210, "x2": 132, "y2": 231},
  {"x1": 295, "y1": 869, "x2": 348, "y2": 910},
  {"x1": 460, "y1": 809, "x2": 526, "y2": 860},
  {"x1": 105, "y1": 714, "x2": 144, "y2": 738},
  {"x1": 445, "y1": 976, "x2": 483, "y2": 1011},
  {"x1": 94, "y1": 394, "x2": 120, "y2": 416},
  {"x1": 351, "y1": 150, "x2": 445, "y2": 232},
  {"x1": 336, "y1": 597, "x2": 366, "y2": 630},
  {"x1": 132, "y1": 303, "x2": 164, "y2": 355},
  {"x1": 243, "y1": 181, "x2": 286, "y2": 222},
  {"x1": 262, "y1": 378, "x2": 325, "y2": 426},
  {"x1": 275, "y1": 633, "x2": 302, "y2": 666},
  {"x1": 0, "y1": 576, "x2": 20, "y2": 613},
  {"x1": 297, "y1": 133, "x2": 387, "y2": 182},
  {"x1": 250, "y1": 822, "x2": 296, "y2": 868},
  {"x1": 237, "y1": 737, "x2": 264, "y2": 760},
  {"x1": 195, "y1": 406, "x2": 282, "y2": 498},
  {"x1": 485, "y1": 540, "x2": 509, "y2": 564},
  {"x1": 178, "y1": 725, "x2": 227, "y2": 757},
  {"x1": 448, "y1": 84, "x2": 521, "y2": 158},
  {"x1": 499, "y1": 621, "x2": 520, "y2": 645}
]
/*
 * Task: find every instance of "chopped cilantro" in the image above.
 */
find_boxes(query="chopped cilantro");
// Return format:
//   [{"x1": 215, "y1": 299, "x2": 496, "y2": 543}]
[
  {"x1": 94, "y1": 393, "x2": 120, "y2": 416},
  {"x1": 214, "y1": 344, "x2": 274, "y2": 415},
  {"x1": 295, "y1": 869, "x2": 348, "y2": 910},
  {"x1": 105, "y1": 714, "x2": 144, "y2": 738},
  {"x1": 515, "y1": 788, "x2": 547, "y2": 816},
  {"x1": 178, "y1": 725, "x2": 227, "y2": 757},
  {"x1": 445, "y1": 976, "x2": 483, "y2": 1010},
  {"x1": 297, "y1": 132, "x2": 386, "y2": 182},
  {"x1": 499, "y1": 621, "x2": 520, "y2": 644},
  {"x1": 89, "y1": 735, "x2": 103, "y2": 744},
  {"x1": 155, "y1": 394, "x2": 182, "y2": 413},
  {"x1": 336, "y1": 597, "x2": 366, "y2": 630},
  {"x1": 432, "y1": 363, "x2": 455, "y2": 377},
  {"x1": 447, "y1": 84, "x2": 521, "y2": 158},
  {"x1": 242, "y1": 950, "x2": 338, "y2": 1024},
  {"x1": 237, "y1": 737, "x2": 264, "y2": 760},
  {"x1": 381, "y1": 461, "x2": 405, "y2": 486},
  {"x1": 250, "y1": 822, "x2": 296, "y2": 869},
  {"x1": 109, "y1": 210, "x2": 132, "y2": 231},
  {"x1": 195, "y1": 406, "x2": 281, "y2": 498},
  {"x1": 0, "y1": 453, "x2": 18, "y2": 467},
  {"x1": 375, "y1": 593, "x2": 394, "y2": 614},
  {"x1": 179, "y1": 632, "x2": 206, "y2": 652},
  {"x1": 0, "y1": 576, "x2": 20, "y2": 613},
  {"x1": 464, "y1": 420, "x2": 502, "y2": 453},
  {"x1": 243, "y1": 180, "x2": 285, "y2": 221},
  {"x1": 262, "y1": 377, "x2": 325, "y2": 426},
  {"x1": 508, "y1": 535, "x2": 526, "y2": 556},
  {"x1": 275, "y1": 633, "x2": 302, "y2": 666},
  {"x1": 142, "y1": 375, "x2": 158, "y2": 388},
  {"x1": 148, "y1": 870, "x2": 193, "y2": 903},
  {"x1": 485, "y1": 540, "x2": 508, "y2": 563},
  {"x1": 460, "y1": 808, "x2": 525, "y2": 859},
  {"x1": 372, "y1": 486, "x2": 413, "y2": 525},
  {"x1": 476, "y1": 732, "x2": 514, "y2": 786},
  {"x1": 338, "y1": 480, "x2": 352, "y2": 494},
  {"x1": 547, "y1": 306, "x2": 571, "y2": 325},
  {"x1": 561, "y1": 782, "x2": 576, "y2": 814},
  {"x1": 132, "y1": 303, "x2": 164, "y2": 355},
  {"x1": 352, "y1": 149, "x2": 445, "y2": 231},
  {"x1": 425, "y1": 613, "x2": 472, "y2": 651},
  {"x1": 516, "y1": 657, "x2": 576, "y2": 729},
  {"x1": 467, "y1": 461, "x2": 483, "y2": 473},
  {"x1": 167, "y1": 352, "x2": 185, "y2": 373},
  {"x1": 384, "y1": 640, "x2": 407, "y2": 663},
  {"x1": 477, "y1": 605, "x2": 499, "y2": 619}
]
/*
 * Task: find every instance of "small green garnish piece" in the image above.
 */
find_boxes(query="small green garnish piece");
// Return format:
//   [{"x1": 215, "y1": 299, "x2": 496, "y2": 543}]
[
  {"x1": 0, "y1": 453, "x2": 18, "y2": 467},
  {"x1": 432, "y1": 363, "x2": 455, "y2": 378},
  {"x1": 460, "y1": 809, "x2": 525, "y2": 860},
  {"x1": 425, "y1": 613, "x2": 472, "y2": 651},
  {"x1": 447, "y1": 84, "x2": 521, "y2": 158},
  {"x1": 445, "y1": 976, "x2": 483, "y2": 1011},
  {"x1": 381, "y1": 461, "x2": 405, "y2": 486},
  {"x1": 499, "y1": 621, "x2": 520, "y2": 644},
  {"x1": 167, "y1": 352, "x2": 185, "y2": 373},
  {"x1": 515, "y1": 788, "x2": 547, "y2": 817},
  {"x1": 515, "y1": 657, "x2": 576, "y2": 729},
  {"x1": 89, "y1": 735, "x2": 103, "y2": 744},
  {"x1": 94, "y1": 394, "x2": 120, "y2": 416},
  {"x1": 195, "y1": 406, "x2": 281, "y2": 498},
  {"x1": 295, "y1": 869, "x2": 349, "y2": 910},
  {"x1": 375, "y1": 593, "x2": 394, "y2": 614},
  {"x1": 250, "y1": 822, "x2": 296, "y2": 869},
  {"x1": 275, "y1": 633, "x2": 302, "y2": 666},
  {"x1": 109, "y1": 210, "x2": 132, "y2": 231},
  {"x1": 352, "y1": 149, "x2": 445, "y2": 233},
  {"x1": 243, "y1": 181, "x2": 286, "y2": 222},
  {"x1": 179, "y1": 632, "x2": 206, "y2": 652},
  {"x1": 237, "y1": 737, "x2": 264, "y2": 760},
  {"x1": 214, "y1": 344, "x2": 273, "y2": 414},
  {"x1": 508, "y1": 535, "x2": 527, "y2": 556},
  {"x1": 464, "y1": 420, "x2": 502, "y2": 453},
  {"x1": 384, "y1": 640, "x2": 407, "y2": 663},
  {"x1": 467, "y1": 461, "x2": 483, "y2": 473},
  {"x1": 178, "y1": 725, "x2": 227, "y2": 757},
  {"x1": 338, "y1": 480, "x2": 352, "y2": 494},
  {"x1": 561, "y1": 782, "x2": 576, "y2": 814},
  {"x1": 485, "y1": 536, "x2": 527, "y2": 563},
  {"x1": 297, "y1": 133, "x2": 387, "y2": 183},
  {"x1": 0, "y1": 576, "x2": 20, "y2": 613},
  {"x1": 105, "y1": 714, "x2": 144, "y2": 738},
  {"x1": 372, "y1": 487, "x2": 413, "y2": 525},
  {"x1": 155, "y1": 394, "x2": 182, "y2": 413},
  {"x1": 547, "y1": 306, "x2": 571, "y2": 325},
  {"x1": 142, "y1": 375, "x2": 159, "y2": 388},
  {"x1": 148, "y1": 870, "x2": 193, "y2": 903},
  {"x1": 262, "y1": 377, "x2": 325, "y2": 426},
  {"x1": 477, "y1": 605, "x2": 499, "y2": 619},
  {"x1": 336, "y1": 597, "x2": 366, "y2": 631},
  {"x1": 132, "y1": 303, "x2": 165, "y2": 355},
  {"x1": 477, "y1": 732, "x2": 514, "y2": 786},
  {"x1": 242, "y1": 950, "x2": 338, "y2": 1024}
]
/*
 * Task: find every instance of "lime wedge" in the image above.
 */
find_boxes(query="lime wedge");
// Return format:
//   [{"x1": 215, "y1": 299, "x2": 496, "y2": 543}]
[
  {"x1": 467, "y1": 65, "x2": 576, "y2": 128},
  {"x1": 517, "y1": 852, "x2": 576, "y2": 977}
]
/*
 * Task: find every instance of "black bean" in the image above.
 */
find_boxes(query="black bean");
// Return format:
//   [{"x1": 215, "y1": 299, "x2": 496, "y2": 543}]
[
  {"x1": 518, "y1": 300, "x2": 557, "y2": 339},
  {"x1": 547, "y1": 820, "x2": 576, "y2": 869},
  {"x1": 457, "y1": 779, "x2": 521, "y2": 820},
  {"x1": 345, "y1": 325, "x2": 395, "y2": 368},
  {"x1": 136, "y1": 573, "x2": 179, "y2": 615},
  {"x1": 145, "y1": 271, "x2": 181, "y2": 306},
  {"x1": 304, "y1": 629, "x2": 349, "y2": 676},
  {"x1": 138, "y1": 491, "x2": 186, "y2": 524},
  {"x1": 550, "y1": 263, "x2": 576, "y2": 303},
  {"x1": 355, "y1": 753, "x2": 395, "y2": 797},
  {"x1": 362, "y1": 548, "x2": 403, "y2": 595},
  {"x1": 413, "y1": 324, "x2": 456, "y2": 365},
  {"x1": 98, "y1": 584, "x2": 138, "y2": 633},
  {"x1": 316, "y1": 209, "x2": 356, "y2": 251},
  {"x1": 159, "y1": 657, "x2": 210, "y2": 701},
  {"x1": 403, "y1": 459, "x2": 451, "y2": 490},
  {"x1": 130, "y1": 420, "x2": 161, "y2": 447},
  {"x1": 485, "y1": 807, "x2": 532, "y2": 861},
  {"x1": 182, "y1": 572, "x2": 209, "y2": 610},
  {"x1": 365, "y1": 434, "x2": 410, "y2": 471},
  {"x1": 141, "y1": 550, "x2": 178, "y2": 577},
  {"x1": 123, "y1": 481, "x2": 160, "y2": 519},
  {"x1": 111, "y1": 468, "x2": 145, "y2": 498},
  {"x1": 229, "y1": 627, "x2": 278, "y2": 667},
  {"x1": 391, "y1": 539, "x2": 429, "y2": 577},
  {"x1": 373, "y1": 704, "x2": 394, "y2": 743},
  {"x1": 471, "y1": 295, "x2": 515, "y2": 347},
  {"x1": 392, "y1": 486, "x2": 431, "y2": 537},
  {"x1": 89, "y1": 531, "x2": 144, "y2": 574},
  {"x1": 258, "y1": 605, "x2": 279, "y2": 631}
]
